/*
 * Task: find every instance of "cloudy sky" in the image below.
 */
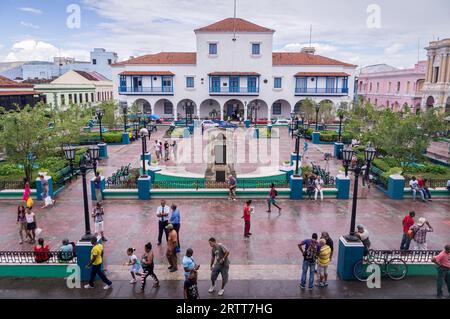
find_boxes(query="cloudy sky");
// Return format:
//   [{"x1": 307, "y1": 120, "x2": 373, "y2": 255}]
[{"x1": 0, "y1": 0, "x2": 449, "y2": 68}]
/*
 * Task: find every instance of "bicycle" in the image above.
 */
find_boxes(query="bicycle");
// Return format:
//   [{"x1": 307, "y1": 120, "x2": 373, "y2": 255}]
[{"x1": 353, "y1": 249, "x2": 407, "y2": 281}]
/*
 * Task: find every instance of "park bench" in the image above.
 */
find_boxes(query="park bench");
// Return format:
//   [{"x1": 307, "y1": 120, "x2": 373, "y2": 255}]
[{"x1": 55, "y1": 166, "x2": 80, "y2": 186}]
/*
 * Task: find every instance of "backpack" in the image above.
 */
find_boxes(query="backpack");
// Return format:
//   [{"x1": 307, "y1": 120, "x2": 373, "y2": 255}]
[
  {"x1": 304, "y1": 242, "x2": 317, "y2": 262},
  {"x1": 274, "y1": 189, "x2": 278, "y2": 197}
]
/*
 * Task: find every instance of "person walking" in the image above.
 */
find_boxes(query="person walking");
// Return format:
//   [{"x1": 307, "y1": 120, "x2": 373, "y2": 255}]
[
  {"x1": 298, "y1": 233, "x2": 320, "y2": 290},
  {"x1": 158, "y1": 142, "x2": 163, "y2": 161},
  {"x1": 303, "y1": 141, "x2": 309, "y2": 158},
  {"x1": 140, "y1": 242, "x2": 159, "y2": 291},
  {"x1": 92, "y1": 202, "x2": 107, "y2": 242},
  {"x1": 409, "y1": 217, "x2": 433, "y2": 250},
  {"x1": 164, "y1": 140, "x2": 170, "y2": 161},
  {"x1": 267, "y1": 183, "x2": 281, "y2": 213},
  {"x1": 184, "y1": 270, "x2": 199, "y2": 300},
  {"x1": 156, "y1": 200, "x2": 170, "y2": 246},
  {"x1": 17, "y1": 205, "x2": 27, "y2": 244},
  {"x1": 93, "y1": 172, "x2": 103, "y2": 203},
  {"x1": 22, "y1": 178, "x2": 30, "y2": 205},
  {"x1": 183, "y1": 248, "x2": 200, "y2": 280},
  {"x1": 39, "y1": 174, "x2": 55, "y2": 208},
  {"x1": 227, "y1": 175, "x2": 237, "y2": 201},
  {"x1": 25, "y1": 207, "x2": 37, "y2": 244},
  {"x1": 242, "y1": 200, "x2": 253, "y2": 237},
  {"x1": 84, "y1": 237, "x2": 112, "y2": 290},
  {"x1": 124, "y1": 248, "x2": 141, "y2": 284},
  {"x1": 432, "y1": 245, "x2": 450, "y2": 298},
  {"x1": 208, "y1": 237, "x2": 230, "y2": 296},
  {"x1": 400, "y1": 211, "x2": 415, "y2": 250},
  {"x1": 166, "y1": 224, "x2": 178, "y2": 272},
  {"x1": 314, "y1": 176, "x2": 324, "y2": 201},
  {"x1": 171, "y1": 140, "x2": 178, "y2": 162},
  {"x1": 154, "y1": 140, "x2": 160, "y2": 161},
  {"x1": 170, "y1": 204, "x2": 181, "y2": 252},
  {"x1": 316, "y1": 238, "x2": 332, "y2": 287}
]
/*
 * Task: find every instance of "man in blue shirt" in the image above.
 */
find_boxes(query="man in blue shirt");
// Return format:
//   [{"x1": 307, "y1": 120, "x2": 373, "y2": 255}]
[
  {"x1": 298, "y1": 233, "x2": 320, "y2": 290},
  {"x1": 170, "y1": 204, "x2": 181, "y2": 252},
  {"x1": 182, "y1": 248, "x2": 200, "y2": 280}
]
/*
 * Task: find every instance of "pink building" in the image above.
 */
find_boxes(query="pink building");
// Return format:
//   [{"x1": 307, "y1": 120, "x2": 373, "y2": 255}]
[{"x1": 358, "y1": 61, "x2": 426, "y2": 112}]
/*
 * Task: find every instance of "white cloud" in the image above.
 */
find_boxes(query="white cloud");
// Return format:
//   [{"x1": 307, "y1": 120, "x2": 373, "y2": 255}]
[
  {"x1": 384, "y1": 43, "x2": 404, "y2": 55},
  {"x1": 18, "y1": 7, "x2": 42, "y2": 14},
  {"x1": 20, "y1": 21, "x2": 39, "y2": 29},
  {"x1": 4, "y1": 40, "x2": 90, "y2": 62}
]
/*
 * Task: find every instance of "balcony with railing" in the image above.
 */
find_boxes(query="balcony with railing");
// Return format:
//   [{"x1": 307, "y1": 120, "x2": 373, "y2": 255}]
[
  {"x1": 208, "y1": 73, "x2": 260, "y2": 96},
  {"x1": 295, "y1": 87, "x2": 349, "y2": 95},
  {"x1": 209, "y1": 86, "x2": 260, "y2": 95},
  {"x1": 118, "y1": 86, "x2": 173, "y2": 95}
]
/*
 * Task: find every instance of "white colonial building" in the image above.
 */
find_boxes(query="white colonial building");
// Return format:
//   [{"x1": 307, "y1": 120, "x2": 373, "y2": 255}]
[{"x1": 112, "y1": 18, "x2": 357, "y2": 121}]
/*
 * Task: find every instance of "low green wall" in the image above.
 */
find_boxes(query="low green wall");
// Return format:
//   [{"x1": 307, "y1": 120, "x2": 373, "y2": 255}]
[
  {"x1": 0, "y1": 190, "x2": 37, "y2": 199},
  {"x1": 0, "y1": 264, "x2": 70, "y2": 278},
  {"x1": 407, "y1": 264, "x2": 439, "y2": 276},
  {"x1": 404, "y1": 188, "x2": 450, "y2": 198}
]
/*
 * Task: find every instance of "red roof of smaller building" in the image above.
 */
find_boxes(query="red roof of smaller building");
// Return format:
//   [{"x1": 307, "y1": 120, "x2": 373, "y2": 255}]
[
  {"x1": 0, "y1": 75, "x2": 34, "y2": 88},
  {"x1": 113, "y1": 52, "x2": 196, "y2": 66},
  {"x1": 273, "y1": 52, "x2": 356, "y2": 67},
  {"x1": 195, "y1": 18, "x2": 274, "y2": 33},
  {"x1": 119, "y1": 71, "x2": 175, "y2": 76},
  {"x1": 74, "y1": 70, "x2": 99, "y2": 81},
  {"x1": 294, "y1": 72, "x2": 350, "y2": 77},
  {"x1": 208, "y1": 72, "x2": 260, "y2": 76},
  {"x1": 0, "y1": 90, "x2": 40, "y2": 96}
]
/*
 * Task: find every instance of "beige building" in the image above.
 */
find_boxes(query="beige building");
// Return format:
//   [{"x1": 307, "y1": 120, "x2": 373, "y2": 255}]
[
  {"x1": 35, "y1": 70, "x2": 113, "y2": 109},
  {"x1": 421, "y1": 38, "x2": 450, "y2": 112}
]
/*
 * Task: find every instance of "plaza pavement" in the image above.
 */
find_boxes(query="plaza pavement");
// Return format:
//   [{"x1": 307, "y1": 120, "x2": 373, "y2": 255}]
[{"x1": 0, "y1": 125, "x2": 449, "y2": 299}]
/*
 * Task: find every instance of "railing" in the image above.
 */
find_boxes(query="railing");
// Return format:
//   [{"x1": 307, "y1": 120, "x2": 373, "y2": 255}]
[
  {"x1": 209, "y1": 87, "x2": 259, "y2": 94},
  {"x1": 119, "y1": 86, "x2": 173, "y2": 94},
  {"x1": 105, "y1": 179, "x2": 137, "y2": 189},
  {"x1": 153, "y1": 180, "x2": 289, "y2": 190},
  {"x1": 0, "y1": 180, "x2": 25, "y2": 191},
  {"x1": 366, "y1": 249, "x2": 441, "y2": 263},
  {"x1": 295, "y1": 87, "x2": 348, "y2": 94},
  {"x1": 0, "y1": 251, "x2": 77, "y2": 264}
]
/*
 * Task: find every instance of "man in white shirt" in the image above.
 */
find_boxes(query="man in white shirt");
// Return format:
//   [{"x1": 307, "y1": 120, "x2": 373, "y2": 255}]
[
  {"x1": 409, "y1": 176, "x2": 425, "y2": 202},
  {"x1": 153, "y1": 140, "x2": 160, "y2": 161},
  {"x1": 157, "y1": 199, "x2": 170, "y2": 246}
]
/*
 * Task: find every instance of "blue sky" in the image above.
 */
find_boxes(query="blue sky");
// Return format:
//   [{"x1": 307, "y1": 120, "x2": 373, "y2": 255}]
[{"x1": 0, "y1": 0, "x2": 449, "y2": 68}]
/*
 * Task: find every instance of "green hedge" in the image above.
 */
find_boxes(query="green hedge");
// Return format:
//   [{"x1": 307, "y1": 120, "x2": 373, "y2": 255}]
[{"x1": 79, "y1": 132, "x2": 122, "y2": 144}]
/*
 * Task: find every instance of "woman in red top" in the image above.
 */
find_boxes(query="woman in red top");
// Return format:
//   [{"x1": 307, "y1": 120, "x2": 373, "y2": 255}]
[
  {"x1": 34, "y1": 238, "x2": 50, "y2": 263},
  {"x1": 242, "y1": 200, "x2": 253, "y2": 237}
]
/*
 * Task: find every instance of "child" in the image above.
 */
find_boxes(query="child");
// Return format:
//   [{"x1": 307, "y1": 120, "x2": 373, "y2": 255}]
[
  {"x1": 140, "y1": 242, "x2": 159, "y2": 291},
  {"x1": 124, "y1": 248, "x2": 141, "y2": 284}
]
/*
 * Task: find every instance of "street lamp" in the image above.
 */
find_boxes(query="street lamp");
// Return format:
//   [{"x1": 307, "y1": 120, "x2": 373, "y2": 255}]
[
  {"x1": 95, "y1": 108, "x2": 104, "y2": 142},
  {"x1": 289, "y1": 112, "x2": 296, "y2": 139},
  {"x1": 294, "y1": 129, "x2": 302, "y2": 176},
  {"x1": 300, "y1": 112, "x2": 305, "y2": 134},
  {"x1": 182, "y1": 101, "x2": 193, "y2": 127},
  {"x1": 140, "y1": 128, "x2": 149, "y2": 176},
  {"x1": 337, "y1": 108, "x2": 345, "y2": 142},
  {"x1": 63, "y1": 146, "x2": 100, "y2": 242},
  {"x1": 121, "y1": 103, "x2": 128, "y2": 132},
  {"x1": 341, "y1": 144, "x2": 376, "y2": 241},
  {"x1": 342, "y1": 148, "x2": 353, "y2": 177},
  {"x1": 314, "y1": 103, "x2": 320, "y2": 131}
]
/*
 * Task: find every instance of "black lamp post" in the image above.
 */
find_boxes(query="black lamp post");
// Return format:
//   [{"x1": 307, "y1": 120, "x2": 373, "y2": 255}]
[
  {"x1": 133, "y1": 123, "x2": 139, "y2": 140},
  {"x1": 290, "y1": 112, "x2": 296, "y2": 139},
  {"x1": 341, "y1": 144, "x2": 376, "y2": 241},
  {"x1": 63, "y1": 145, "x2": 100, "y2": 241},
  {"x1": 294, "y1": 129, "x2": 302, "y2": 176},
  {"x1": 314, "y1": 103, "x2": 320, "y2": 131},
  {"x1": 182, "y1": 102, "x2": 193, "y2": 127},
  {"x1": 140, "y1": 128, "x2": 149, "y2": 176},
  {"x1": 121, "y1": 104, "x2": 128, "y2": 132},
  {"x1": 95, "y1": 108, "x2": 104, "y2": 142},
  {"x1": 342, "y1": 148, "x2": 353, "y2": 177},
  {"x1": 300, "y1": 112, "x2": 305, "y2": 134},
  {"x1": 136, "y1": 112, "x2": 142, "y2": 128},
  {"x1": 337, "y1": 108, "x2": 344, "y2": 142}
]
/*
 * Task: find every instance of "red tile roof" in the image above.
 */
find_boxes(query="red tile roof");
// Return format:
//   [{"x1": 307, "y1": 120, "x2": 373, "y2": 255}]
[
  {"x1": 119, "y1": 71, "x2": 175, "y2": 76},
  {"x1": 273, "y1": 52, "x2": 356, "y2": 67},
  {"x1": 195, "y1": 18, "x2": 274, "y2": 33},
  {"x1": 113, "y1": 52, "x2": 196, "y2": 66},
  {"x1": 0, "y1": 75, "x2": 34, "y2": 88},
  {"x1": 74, "y1": 70, "x2": 99, "y2": 81},
  {"x1": 294, "y1": 72, "x2": 350, "y2": 77},
  {"x1": 208, "y1": 72, "x2": 260, "y2": 76},
  {"x1": 0, "y1": 90, "x2": 39, "y2": 96}
]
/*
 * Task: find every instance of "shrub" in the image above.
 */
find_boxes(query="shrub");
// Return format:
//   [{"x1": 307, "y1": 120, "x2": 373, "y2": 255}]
[
  {"x1": 0, "y1": 163, "x2": 23, "y2": 176},
  {"x1": 372, "y1": 158, "x2": 391, "y2": 172},
  {"x1": 319, "y1": 131, "x2": 338, "y2": 142},
  {"x1": 102, "y1": 132, "x2": 122, "y2": 143}
]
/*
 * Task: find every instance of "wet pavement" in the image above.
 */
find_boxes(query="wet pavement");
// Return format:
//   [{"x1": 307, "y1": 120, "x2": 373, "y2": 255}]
[{"x1": 0, "y1": 126, "x2": 449, "y2": 299}]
